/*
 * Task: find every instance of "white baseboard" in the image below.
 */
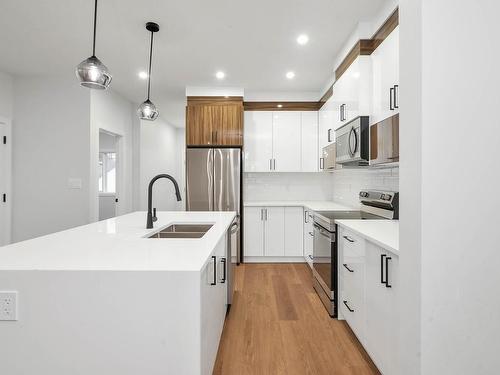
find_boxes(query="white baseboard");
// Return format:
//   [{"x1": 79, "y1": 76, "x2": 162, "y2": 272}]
[{"x1": 243, "y1": 256, "x2": 306, "y2": 263}]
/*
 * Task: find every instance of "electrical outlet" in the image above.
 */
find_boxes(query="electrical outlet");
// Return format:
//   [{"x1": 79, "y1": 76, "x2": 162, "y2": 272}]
[{"x1": 0, "y1": 292, "x2": 18, "y2": 321}]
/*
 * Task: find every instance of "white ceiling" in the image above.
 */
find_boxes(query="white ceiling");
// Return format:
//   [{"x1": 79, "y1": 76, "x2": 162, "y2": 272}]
[{"x1": 0, "y1": 0, "x2": 386, "y2": 127}]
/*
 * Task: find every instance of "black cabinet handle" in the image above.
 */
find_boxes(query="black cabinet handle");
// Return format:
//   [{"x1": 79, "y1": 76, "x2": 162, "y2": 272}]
[
  {"x1": 385, "y1": 256, "x2": 392, "y2": 288},
  {"x1": 394, "y1": 85, "x2": 399, "y2": 109},
  {"x1": 319, "y1": 157, "x2": 324, "y2": 170},
  {"x1": 269, "y1": 159, "x2": 273, "y2": 171},
  {"x1": 343, "y1": 264, "x2": 354, "y2": 273},
  {"x1": 343, "y1": 300, "x2": 354, "y2": 312},
  {"x1": 380, "y1": 254, "x2": 387, "y2": 285},
  {"x1": 304, "y1": 210, "x2": 309, "y2": 223},
  {"x1": 343, "y1": 235, "x2": 355, "y2": 243},
  {"x1": 390, "y1": 87, "x2": 395, "y2": 110},
  {"x1": 308, "y1": 254, "x2": 314, "y2": 260},
  {"x1": 211, "y1": 256, "x2": 217, "y2": 285},
  {"x1": 328, "y1": 128, "x2": 332, "y2": 143},
  {"x1": 220, "y1": 258, "x2": 226, "y2": 283}
]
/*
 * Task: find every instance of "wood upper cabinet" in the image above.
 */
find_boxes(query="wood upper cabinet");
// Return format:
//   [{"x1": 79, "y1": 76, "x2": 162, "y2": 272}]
[{"x1": 186, "y1": 97, "x2": 243, "y2": 147}]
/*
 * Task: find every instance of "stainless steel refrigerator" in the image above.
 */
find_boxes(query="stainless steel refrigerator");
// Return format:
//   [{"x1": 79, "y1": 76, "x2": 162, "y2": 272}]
[{"x1": 186, "y1": 148, "x2": 241, "y2": 302}]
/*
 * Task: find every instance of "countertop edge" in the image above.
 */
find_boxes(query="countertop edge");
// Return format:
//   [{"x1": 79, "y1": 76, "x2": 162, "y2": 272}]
[{"x1": 335, "y1": 220, "x2": 399, "y2": 255}]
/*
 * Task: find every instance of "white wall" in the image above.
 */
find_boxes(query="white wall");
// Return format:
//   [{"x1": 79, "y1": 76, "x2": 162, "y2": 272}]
[
  {"x1": 139, "y1": 118, "x2": 184, "y2": 211},
  {"x1": 90, "y1": 89, "x2": 135, "y2": 221},
  {"x1": 244, "y1": 173, "x2": 333, "y2": 202},
  {"x1": 12, "y1": 76, "x2": 90, "y2": 242},
  {"x1": 0, "y1": 71, "x2": 14, "y2": 118},
  {"x1": 400, "y1": 0, "x2": 500, "y2": 374}
]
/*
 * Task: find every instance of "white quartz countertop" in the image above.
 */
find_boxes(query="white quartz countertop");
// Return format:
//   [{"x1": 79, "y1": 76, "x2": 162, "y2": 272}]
[
  {"x1": 244, "y1": 200, "x2": 355, "y2": 211},
  {"x1": 335, "y1": 220, "x2": 399, "y2": 255},
  {"x1": 0, "y1": 211, "x2": 236, "y2": 271}
]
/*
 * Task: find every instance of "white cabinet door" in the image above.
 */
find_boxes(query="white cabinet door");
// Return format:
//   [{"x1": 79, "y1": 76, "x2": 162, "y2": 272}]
[
  {"x1": 272, "y1": 112, "x2": 301, "y2": 172},
  {"x1": 300, "y1": 112, "x2": 319, "y2": 172},
  {"x1": 200, "y1": 239, "x2": 227, "y2": 375},
  {"x1": 318, "y1": 96, "x2": 336, "y2": 170},
  {"x1": 371, "y1": 26, "x2": 399, "y2": 124},
  {"x1": 339, "y1": 228, "x2": 366, "y2": 343},
  {"x1": 244, "y1": 111, "x2": 273, "y2": 172},
  {"x1": 284, "y1": 207, "x2": 304, "y2": 256},
  {"x1": 364, "y1": 242, "x2": 399, "y2": 375},
  {"x1": 243, "y1": 207, "x2": 265, "y2": 256},
  {"x1": 303, "y1": 209, "x2": 314, "y2": 265},
  {"x1": 264, "y1": 207, "x2": 285, "y2": 256}
]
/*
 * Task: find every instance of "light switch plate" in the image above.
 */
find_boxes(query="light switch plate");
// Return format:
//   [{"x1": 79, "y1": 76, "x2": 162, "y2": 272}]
[
  {"x1": 67, "y1": 178, "x2": 82, "y2": 189},
  {"x1": 0, "y1": 291, "x2": 18, "y2": 321}
]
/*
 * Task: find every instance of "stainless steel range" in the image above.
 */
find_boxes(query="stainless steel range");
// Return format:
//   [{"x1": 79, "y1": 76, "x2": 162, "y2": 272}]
[{"x1": 312, "y1": 190, "x2": 399, "y2": 317}]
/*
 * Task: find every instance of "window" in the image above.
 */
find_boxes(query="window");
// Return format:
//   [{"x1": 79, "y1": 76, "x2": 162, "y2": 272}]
[{"x1": 98, "y1": 152, "x2": 116, "y2": 193}]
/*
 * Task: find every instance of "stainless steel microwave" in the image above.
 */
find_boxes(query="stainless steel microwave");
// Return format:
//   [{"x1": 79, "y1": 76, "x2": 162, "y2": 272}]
[{"x1": 335, "y1": 116, "x2": 370, "y2": 166}]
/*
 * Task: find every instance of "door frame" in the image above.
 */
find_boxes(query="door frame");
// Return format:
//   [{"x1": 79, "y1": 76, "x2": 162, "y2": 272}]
[
  {"x1": 91, "y1": 129, "x2": 124, "y2": 222},
  {"x1": 0, "y1": 116, "x2": 12, "y2": 245}
]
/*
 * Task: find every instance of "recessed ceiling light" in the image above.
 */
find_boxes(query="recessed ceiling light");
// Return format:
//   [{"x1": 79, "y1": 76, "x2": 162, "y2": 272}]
[
  {"x1": 216, "y1": 71, "x2": 225, "y2": 79},
  {"x1": 297, "y1": 34, "x2": 309, "y2": 45},
  {"x1": 277, "y1": 104, "x2": 283, "y2": 108},
  {"x1": 138, "y1": 71, "x2": 148, "y2": 79},
  {"x1": 286, "y1": 71, "x2": 295, "y2": 79}
]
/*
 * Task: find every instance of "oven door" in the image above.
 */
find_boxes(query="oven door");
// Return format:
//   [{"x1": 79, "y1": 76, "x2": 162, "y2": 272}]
[{"x1": 312, "y1": 223, "x2": 335, "y2": 299}]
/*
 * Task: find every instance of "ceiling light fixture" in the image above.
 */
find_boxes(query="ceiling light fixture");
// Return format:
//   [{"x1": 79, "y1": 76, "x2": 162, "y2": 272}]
[
  {"x1": 216, "y1": 71, "x2": 225, "y2": 80},
  {"x1": 297, "y1": 34, "x2": 309, "y2": 45},
  {"x1": 75, "y1": 0, "x2": 112, "y2": 89},
  {"x1": 286, "y1": 71, "x2": 295, "y2": 79},
  {"x1": 137, "y1": 22, "x2": 160, "y2": 121},
  {"x1": 138, "y1": 71, "x2": 148, "y2": 79},
  {"x1": 277, "y1": 104, "x2": 283, "y2": 108}
]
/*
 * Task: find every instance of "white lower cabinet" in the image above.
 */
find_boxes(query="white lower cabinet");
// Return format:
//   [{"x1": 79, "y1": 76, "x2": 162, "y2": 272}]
[
  {"x1": 244, "y1": 206, "x2": 305, "y2": 261},
  {"x1": 264, "y1": 207, "x2": 285, "y2": 256},
  {"x1": 339, "y1": 228, "x2": 399, "y2": 375},
  {"x1": 200, "y1": 237, "x2": 228, "y2": 375},
  {"x1": 303, "y1": 209, "x2": 314, "y2": 266}
]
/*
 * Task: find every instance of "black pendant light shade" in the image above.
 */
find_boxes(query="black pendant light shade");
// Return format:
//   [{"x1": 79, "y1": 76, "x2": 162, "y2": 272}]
[
  {"x1": 138, "y1": 22, "x2": 160, "y2": 121},
  {"x1": 76, "y1": 0, "x2": 112, "y2": 89}
]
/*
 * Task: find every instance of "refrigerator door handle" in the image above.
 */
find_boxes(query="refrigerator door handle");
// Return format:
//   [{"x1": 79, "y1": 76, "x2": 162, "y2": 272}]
[{"x1": 207, "y1": 149, "x2": 214, "y2": 211}]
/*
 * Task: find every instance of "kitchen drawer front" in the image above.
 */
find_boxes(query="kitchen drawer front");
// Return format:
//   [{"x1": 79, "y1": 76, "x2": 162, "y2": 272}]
[
  {"x1": 341, "y1": 230, "x2": 365, "y2": 258},
  {"x1": 341, "y1": 284, "x2": 365, "y2": 342}
]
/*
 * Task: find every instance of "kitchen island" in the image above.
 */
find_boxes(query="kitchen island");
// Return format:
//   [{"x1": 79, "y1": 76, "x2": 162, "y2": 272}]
[{"x1": 0, "y1": 211, "x2": 236, "y2": 375}]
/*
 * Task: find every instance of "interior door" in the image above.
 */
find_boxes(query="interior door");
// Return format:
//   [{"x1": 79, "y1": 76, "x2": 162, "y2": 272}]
[
  {"x1": 272, "y1": 112, "x2": 301, "y2": 172},
  {"x1": 186, "y1": 148, "x2": 213, "y2": 211}
]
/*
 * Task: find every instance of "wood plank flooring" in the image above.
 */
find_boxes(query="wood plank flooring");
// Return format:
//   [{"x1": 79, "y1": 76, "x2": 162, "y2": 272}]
[{"x1": 213, "y1": 263, "x2": 380, "y2": 375}]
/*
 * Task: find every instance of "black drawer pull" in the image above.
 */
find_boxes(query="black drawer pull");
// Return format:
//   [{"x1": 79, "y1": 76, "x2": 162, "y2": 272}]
[
  {"x1": 343, "y1": 264, "x2": 354, "y2": 273},
  {"x1": 343, "y1": 300, "x2": 354, "y2": 312},
  {"x1": 385, "y1": 256, "x2": 392, "y2": 288},
  {"x1": 220, "y1": 258, "x2": 226, "y2": 283},
  {"x1": 211, "y1": 256, "x2": 217, "y2": 285},
  {"x1": 381, "y1": 254, "x2": 387, "y2": 285},
  {"x1": 343, "y1": 235, "x2": 355, "y2": 243}
]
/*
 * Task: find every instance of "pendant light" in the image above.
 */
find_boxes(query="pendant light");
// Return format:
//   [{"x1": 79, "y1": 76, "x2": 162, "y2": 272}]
[
  {"x1": 137, "y1": 22, "x2": 160, "y2": 121},
  {"x1": 75, "y1": 0, "x2": 112, "y2": 89}
]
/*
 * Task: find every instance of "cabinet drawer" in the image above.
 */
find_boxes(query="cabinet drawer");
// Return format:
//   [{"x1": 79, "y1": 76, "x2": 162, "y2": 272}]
[
  {"x1": 340, "y1": 287, "x2": 365, "y2": 342},
  {"x1": 341, "y1": 230, "x2": 364, "y2": 257}
]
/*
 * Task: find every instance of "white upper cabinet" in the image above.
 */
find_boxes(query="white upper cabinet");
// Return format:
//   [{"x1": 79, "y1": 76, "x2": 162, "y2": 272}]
[
  {"x1": 371, "y1": 26, "x2": 399, "y2": 124},
  {"x1": 318, "y1": 96, "x2": 336, "y2": 169},
  {"x1": 300, "y1": 112, "x2": 319, "y2": 172},
  {"x1": 244, "y1": 110, "x2": 319, "y2": 172},
  {"x1": 334, "y1": 56, "x2": 373, "y2": 126},
  {"x1": 244, "y1": 111, "x2": 273, "y2": 172},
  {"x1": 272, "y1": 112, "x2": 302, "y2": 172}
]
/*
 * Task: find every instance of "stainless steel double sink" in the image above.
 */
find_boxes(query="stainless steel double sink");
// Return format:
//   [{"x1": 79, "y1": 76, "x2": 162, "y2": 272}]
[{"x1": 148, "y1": 224, "x2": 213, "y2": 239}]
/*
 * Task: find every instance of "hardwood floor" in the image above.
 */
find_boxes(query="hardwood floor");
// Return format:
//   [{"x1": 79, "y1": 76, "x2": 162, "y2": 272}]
[{"x1": 213, "y1": 263, "x2": 380, "y2": 375}]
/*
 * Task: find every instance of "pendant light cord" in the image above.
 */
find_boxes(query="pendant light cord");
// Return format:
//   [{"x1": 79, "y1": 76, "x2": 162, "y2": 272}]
[
  {"x1": 147, "y1": 30, "x2": 154, "y2": 100},
  {"x1": 92, "y1": 0, "x2": 98, "y2": 57}
]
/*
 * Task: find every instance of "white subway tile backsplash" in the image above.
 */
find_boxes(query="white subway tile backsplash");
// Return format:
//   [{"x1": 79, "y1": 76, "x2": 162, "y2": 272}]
[{"x1": 243, "y1": 167, "x2": 399, "y2": 207}]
